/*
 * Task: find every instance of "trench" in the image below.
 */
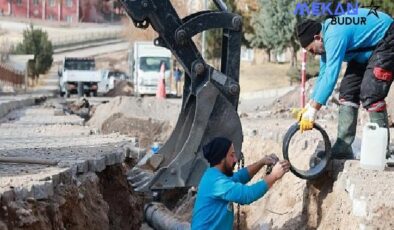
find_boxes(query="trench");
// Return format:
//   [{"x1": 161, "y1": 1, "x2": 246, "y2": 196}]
[
  {"x1": 0, "y1": 97, "x2": 352, "y2": 230},
  {"x1": 0, "y1": 160, "x2": 146, "y2": 230},
  {"x1": 15, "y1": 84, "x2": 388, "y2": 229}
]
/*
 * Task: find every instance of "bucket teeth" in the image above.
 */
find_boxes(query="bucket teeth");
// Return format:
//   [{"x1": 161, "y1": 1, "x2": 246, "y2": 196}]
[
  {"x1": 132, "y1": 176, "x2": 152, "y2": 190},
  {"x1": 127, "y1": 167, "x2": 153, "y2": 191},
  {"x1": 127, "y1": 171, "x2": 145, "y2": 183}
]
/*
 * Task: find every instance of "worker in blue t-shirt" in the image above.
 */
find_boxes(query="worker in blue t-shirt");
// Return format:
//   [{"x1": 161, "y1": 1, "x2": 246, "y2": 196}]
[
  {"x1": 296, "y1": 8, "x2": 394, "y2": 159},
  {"x1": 191, "y1": 137, "x2": 290, "y2": 230}
]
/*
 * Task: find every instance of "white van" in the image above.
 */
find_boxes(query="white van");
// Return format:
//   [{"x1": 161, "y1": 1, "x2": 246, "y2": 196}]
[{"x1": 129, "y1": 41, "x2": 172, "y2": 96}]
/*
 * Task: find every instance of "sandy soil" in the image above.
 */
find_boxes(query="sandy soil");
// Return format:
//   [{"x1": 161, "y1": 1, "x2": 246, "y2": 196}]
[
  {"x1": 239, "y1": 62, "x2": 291, "y2": 92},
  {"x1": 88, "y1": 97, "x2": 180, "y2": 148},
  {"x1": 104, "y1": 81, "x2": 134, "y2": 97},
  {"x1": 85, "y1": 68, "x2": 394, "y2": 229}
]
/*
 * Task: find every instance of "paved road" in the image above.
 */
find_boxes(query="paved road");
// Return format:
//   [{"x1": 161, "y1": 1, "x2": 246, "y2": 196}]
[
  {"x1": 0, "y1": 96, "x2": 134, "y2": 199},
  {"x1": 0, "y1": 19, "x2": 123, "y2": 41},
  {"x1": 53, "y1": 42, "x2": 130, "y2": 62}
]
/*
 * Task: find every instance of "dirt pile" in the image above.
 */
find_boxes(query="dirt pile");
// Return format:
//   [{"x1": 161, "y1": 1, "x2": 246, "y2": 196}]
[
  {"x1": 88, "y1": 97, "x2": 181, "y2": 148},
  {"x1": 241, "y1": 137, "x2": 359, "y2": 229},
  {"x1": 104, "y1": 81, "x2": 134, "y2": 97},
  {"x1": 101, "y1": 113, "x2": 172, "y2": 148},
  {"x1": 239, "y1": 106, "x2": 394, "y2": 229}
]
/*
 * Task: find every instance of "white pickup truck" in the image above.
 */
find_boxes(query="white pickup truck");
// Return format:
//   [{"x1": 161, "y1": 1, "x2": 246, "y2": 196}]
[
  {"x1": 58, "y1": 57, "x2": 102, "y2": 97},
  {"x1": 128, "y1": 41, "x2": 172, "y2": 96},
  {"x1": 97, "y1": 70, "x2": 129, "y2": 95}
]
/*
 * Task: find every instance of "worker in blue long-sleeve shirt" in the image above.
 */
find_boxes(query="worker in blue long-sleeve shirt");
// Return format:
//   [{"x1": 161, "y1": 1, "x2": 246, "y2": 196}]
[
  {"x1": 191, "y1": 137, "x2": 290, "y2": 230},
  {"x1": 296, "y1": 8, "x2": 394, "y2": 159}
]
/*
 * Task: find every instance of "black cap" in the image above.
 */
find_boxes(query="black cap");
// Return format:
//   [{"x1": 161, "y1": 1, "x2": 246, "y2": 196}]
[
  {"x1": 203, "y1": 137, "x2": 232, "y2": 166},
  {"x1": 297, "y1": 19, "x2": 322, "y2": 48}
]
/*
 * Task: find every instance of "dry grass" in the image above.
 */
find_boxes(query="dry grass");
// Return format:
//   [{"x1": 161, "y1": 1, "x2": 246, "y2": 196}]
[{"x1": 240, "y1": 62, "x2": 291, "y2": 92}]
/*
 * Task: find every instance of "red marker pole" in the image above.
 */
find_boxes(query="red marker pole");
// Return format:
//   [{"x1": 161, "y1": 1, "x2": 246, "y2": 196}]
[{"x1": 301, "y1": 49, "x2": 307, "y2": 108}]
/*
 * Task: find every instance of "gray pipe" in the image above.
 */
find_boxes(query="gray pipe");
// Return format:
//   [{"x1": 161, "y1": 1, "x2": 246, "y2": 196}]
[{"x1": 144, "y1": 202, "x2": 191, "y2": 230}]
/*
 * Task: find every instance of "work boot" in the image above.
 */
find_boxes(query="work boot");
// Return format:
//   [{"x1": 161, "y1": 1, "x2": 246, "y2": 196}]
[
  {"x1": 331, "y1": 105, "x2": 358, "y2": 159},
  {"x1": 369, "y1": 109, "x2": 391, "y2": 158}
]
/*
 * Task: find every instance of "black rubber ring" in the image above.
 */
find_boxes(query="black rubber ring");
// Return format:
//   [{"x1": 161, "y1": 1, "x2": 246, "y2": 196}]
[{"x1": 282, "y1": 122, "x2": 331, "y2": 180}]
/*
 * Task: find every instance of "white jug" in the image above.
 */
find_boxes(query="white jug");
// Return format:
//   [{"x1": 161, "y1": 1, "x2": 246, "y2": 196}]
[{"x1": 360, "y1": 123, "x2": 387, "y2": 171}]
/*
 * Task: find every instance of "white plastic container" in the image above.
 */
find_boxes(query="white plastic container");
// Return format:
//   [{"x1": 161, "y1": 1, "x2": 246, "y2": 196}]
[{"x1": 360, "y1": 123, "x2": 387, "y2": 171}]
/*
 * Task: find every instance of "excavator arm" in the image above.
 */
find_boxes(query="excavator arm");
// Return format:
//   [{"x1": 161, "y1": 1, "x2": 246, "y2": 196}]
[{"x1": 120, "y1": 0, "x2": 244, "y2": 192}]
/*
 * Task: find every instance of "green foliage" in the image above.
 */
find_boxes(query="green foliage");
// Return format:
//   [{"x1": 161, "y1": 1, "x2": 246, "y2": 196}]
[
  {"x1": 227, "y1": 1, "x2": 256, "y2": 48},
  {"x1": 205, "y1": 29, "x2": 223, "y2": 61},
  {"x1": 286, "y1": 54, "x2": 320, "y2": 84},
  {"x1": 15, "y1": 25, "x2": 53, "y2": 78},
  {"x1": 356, "y1": 0, "x2": 394, "y2": 16},
  {"x1": 306, "y1": 54, "x2": 320, "y2": 78},
  {"x1": 205, "y1": 0, "x2": 256, "y2": 61},
  {"x1": 249, "y1": 0, "x2": 299, "y2": 64},
  {"x1": 286, "y1": 66, "x2": 300, "y2": 85},
  {"x1": 380, "y1": 0, "x2": 394, "y2": 16},
  {"x1": 205, "y1": 1, "x2": 223, "y2": 61},
  {"x1": 249, "y1": 0, "x2": 276, "y2": 51}
]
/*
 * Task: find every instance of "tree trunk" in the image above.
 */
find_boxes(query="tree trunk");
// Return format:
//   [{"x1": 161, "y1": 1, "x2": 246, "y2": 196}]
[
  {"x1": 34, "y1": 74, "x2": 39, "y2": 86},
  {"x1": 290, "y1": 46, "x2": 298, "y2": 67},
  {"x1": 266, "y1": 49, "x2": 271, "y2": 63},
  {"x1": 290, "y1": 40, "x2": 299, "y2": 67}
]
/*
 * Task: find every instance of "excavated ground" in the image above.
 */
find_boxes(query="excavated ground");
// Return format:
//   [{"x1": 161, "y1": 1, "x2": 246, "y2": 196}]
[
  {"x1": 2, "y1": 84, "x2": 394, "y2": 229},
  {"x1": 0, "y1": 98, "x2": 146, "y2": 230},
  {"x1": 90, "y1": 94, "x2": 394, "y2": 229}
]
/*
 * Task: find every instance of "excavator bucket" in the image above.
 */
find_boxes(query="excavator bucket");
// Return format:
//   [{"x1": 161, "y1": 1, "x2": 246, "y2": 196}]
[{"x1": 120, "y1": 0, "x2": 244, "y2": 192}]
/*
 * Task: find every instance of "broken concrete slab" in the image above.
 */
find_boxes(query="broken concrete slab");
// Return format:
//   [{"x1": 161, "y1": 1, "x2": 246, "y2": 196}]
[{"x1": 31, "y1": 182, "x2": 54, "y2": 200}]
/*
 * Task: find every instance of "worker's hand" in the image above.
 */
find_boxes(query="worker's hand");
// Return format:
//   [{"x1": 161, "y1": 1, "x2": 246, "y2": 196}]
[
  {"x1": 298, "y1": 103, "x2": 317, "y2": 133},
  {"x1": 271, "y1": 160, "x2": 290, "y2": 180},
  {"x1": 262, "y1": 154, "x2": 279, "y2": 166}
]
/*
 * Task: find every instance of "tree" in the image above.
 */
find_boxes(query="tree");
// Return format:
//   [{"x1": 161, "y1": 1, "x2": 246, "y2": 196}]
[
  {"x1": 237, "y1": 0, "x2": 259, "y2": 48},
  {"x1": 205, "y1": 2, "x2": 225, "y2": 65},
  {"x1": 15, "y1": 25, "x2": 53, "y2": 81},
  {"x1": 205, "y1": 0, "x2": 257, "y2": 64},
  {"x1": 352, "y1": 0, "x2": 394, "y2": 16},
  {"x1": 250, "y1": 0, "x2": 299, "y2": 65},
  {"x1": 381, "y1": 0, "x2": 394, "y2": 16},
  {"x1": 248, "y1": 3, "x2": 275, "y2": 62},
  {"x1": 0, "y1": 38, "x2": 14, "y2": 63}
]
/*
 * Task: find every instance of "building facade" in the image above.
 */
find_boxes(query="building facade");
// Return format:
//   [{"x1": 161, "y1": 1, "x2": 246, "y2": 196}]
[
  {"x1": 0, "y1": 0, "x2": 80, "y2": 23},
  {"x1": 0, "y1": 0, "x2": 124, "y2": 23}
]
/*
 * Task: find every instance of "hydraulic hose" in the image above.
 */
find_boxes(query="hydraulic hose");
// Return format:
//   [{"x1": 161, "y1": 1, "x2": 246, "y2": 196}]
[{"x1": 282, "y1": 122, "x2": 331, "y2": 180}]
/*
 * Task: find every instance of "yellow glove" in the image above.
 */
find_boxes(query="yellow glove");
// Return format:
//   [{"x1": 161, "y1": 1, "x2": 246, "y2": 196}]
[{"x1": 297, "y1": 104, "x2": 317, "y2": 133}]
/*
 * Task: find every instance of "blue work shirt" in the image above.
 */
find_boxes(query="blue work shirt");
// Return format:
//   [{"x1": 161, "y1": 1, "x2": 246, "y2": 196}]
[
  {"x1": 191, "y1": 167, "x2": 269, "y2": 230},
  {"x1": 312, "y1": 8, "x2": 393, "y2": 105}
]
